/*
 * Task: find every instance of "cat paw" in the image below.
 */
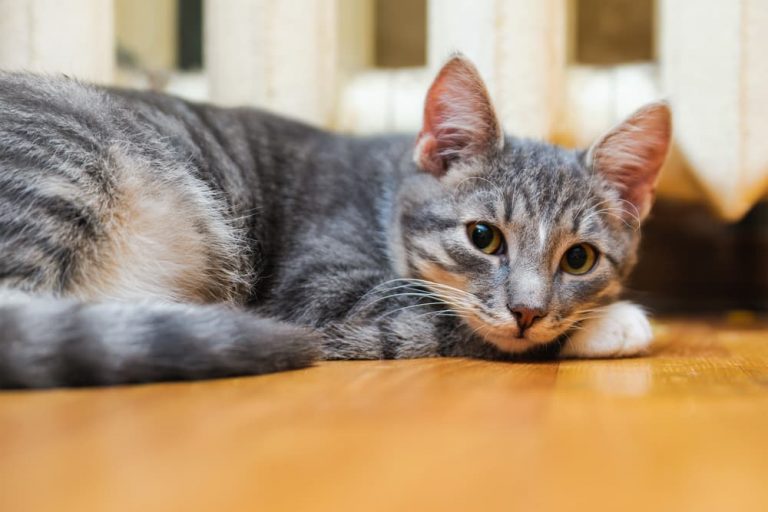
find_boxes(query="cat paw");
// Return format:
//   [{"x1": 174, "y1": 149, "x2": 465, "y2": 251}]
[{"x1": 560, "y1": 302, "x2": 653, "y2": 359}]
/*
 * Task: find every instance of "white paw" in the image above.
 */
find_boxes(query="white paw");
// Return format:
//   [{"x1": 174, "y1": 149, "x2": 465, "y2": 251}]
[{"x1": 560, "y1": 302, "x2": 653, "y2": 359}]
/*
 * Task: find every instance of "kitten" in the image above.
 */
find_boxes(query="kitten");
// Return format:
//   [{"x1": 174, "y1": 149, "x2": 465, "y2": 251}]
[{"x1": 0, "y1": 56, "x2": 670, "y2": 388}]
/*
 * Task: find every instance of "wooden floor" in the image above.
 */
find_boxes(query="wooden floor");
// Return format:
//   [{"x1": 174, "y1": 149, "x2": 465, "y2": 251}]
[{"x1": 1, "y1": 317, "x2": 768, "y2": 512}]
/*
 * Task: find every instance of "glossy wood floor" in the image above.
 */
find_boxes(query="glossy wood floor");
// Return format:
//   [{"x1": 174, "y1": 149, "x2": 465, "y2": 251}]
[{"x1": 1, "y1": 316, "x2": 767, "y2": 512}]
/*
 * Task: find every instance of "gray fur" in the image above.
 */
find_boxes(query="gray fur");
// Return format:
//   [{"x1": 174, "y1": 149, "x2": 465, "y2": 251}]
[
  {"x1": 0, "y1": 66, "x2": 653, "y2": 388},
  {"x1": 0, "y1": 293, "x2": 319, "y2": 388}
]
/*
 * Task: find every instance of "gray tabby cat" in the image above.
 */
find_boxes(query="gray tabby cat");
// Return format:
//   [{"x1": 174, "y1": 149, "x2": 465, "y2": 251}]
[{"x1": 0, "y1": 56, "x2": 671, "y2": 388}]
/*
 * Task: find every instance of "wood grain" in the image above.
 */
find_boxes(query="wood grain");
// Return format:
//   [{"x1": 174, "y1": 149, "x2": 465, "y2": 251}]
[{"x1": 1, "y1": 317, "x2": 767, "y2": 512}]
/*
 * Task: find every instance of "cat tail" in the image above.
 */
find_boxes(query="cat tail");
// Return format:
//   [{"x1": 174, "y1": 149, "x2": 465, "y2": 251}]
[{"x1": 0, "y1": 291, "x2": 320, "y2": 389}]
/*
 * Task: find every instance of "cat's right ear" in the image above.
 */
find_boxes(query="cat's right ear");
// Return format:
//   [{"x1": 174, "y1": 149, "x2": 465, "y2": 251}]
[
  {"x1": 414, "y1": 55, "x2": 504, "y2": 177},
  {"x1": 587, "y1": 102, "x2": 672, "y2": 221}
]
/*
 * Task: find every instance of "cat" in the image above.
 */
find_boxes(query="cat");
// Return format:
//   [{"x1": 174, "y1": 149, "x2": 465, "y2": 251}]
[{"x1": 0, "y1": 55, "x2": 670, "y2": 388}]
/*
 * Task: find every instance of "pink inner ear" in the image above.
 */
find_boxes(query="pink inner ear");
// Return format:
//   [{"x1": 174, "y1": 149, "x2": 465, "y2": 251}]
[
  {"x1": 415, "y1": 56, "x2": 502, "y2": 176},
  {"x1": 590, "y1": 103, "x2": 672, "y2": 220}
]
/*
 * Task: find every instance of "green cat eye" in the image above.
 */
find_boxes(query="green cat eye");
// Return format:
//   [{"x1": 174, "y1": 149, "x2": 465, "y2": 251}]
[
  {"x1": 560, "y1": 243, "x2": 598, "y2": 275},
  {"x1": 467, "y1": 222, "x2": 504, "y2": 255}
]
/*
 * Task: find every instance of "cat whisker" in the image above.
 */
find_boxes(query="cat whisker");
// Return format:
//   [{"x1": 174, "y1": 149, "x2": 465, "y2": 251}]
[
  {"x1": 382, "y1": 277, "x2": 474, "y2": 296},
  {"x1": 361, "y1": 278, "x2": 475, "y2": 303},
  {"x1": 453, "y1": 175, "x2": 505, "y2": 202},
  {"x1": 354, "y1": 284, "x2": 477, "y2": 311},
  {"x1": 581, "y1": 207, "x2": 639, "y2": 232},
  {"x1": 578, "y1": 196, "x2": 642, "y2": 231},
  {"x1": 361, "y1": 279, "x2": 483, "y2": 314},
  {"x1": 409, "y1": 310, "x2": 463, "y2": 322},
  {"x1": 350, "y1": 292, "x2": 446, "y2": 315},
  {"x1": 349, "y1": 279, "x2": 438, "y2": 310},
  {"x1": 376, "y1": 301, "x2": 462, "y2": 321},
  {"x1": 469, "y1": 320, "x2": 495, "y2": 342}
]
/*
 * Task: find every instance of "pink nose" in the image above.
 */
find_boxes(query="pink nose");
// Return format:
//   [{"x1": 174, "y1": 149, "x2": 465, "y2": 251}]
[{"x1": 509, "y1": 306, "x2": 546, "y2": 331}]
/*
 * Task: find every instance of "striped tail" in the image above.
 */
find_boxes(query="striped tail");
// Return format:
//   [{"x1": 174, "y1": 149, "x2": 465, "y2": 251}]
[{"x1": 0, "y1": 293, "x2": 319, "y2": 389}]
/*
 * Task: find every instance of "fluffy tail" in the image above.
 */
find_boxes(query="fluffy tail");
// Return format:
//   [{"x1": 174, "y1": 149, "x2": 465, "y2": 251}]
[{"x1": 0, "y1": 295, "x2": 319, "y2": 389}]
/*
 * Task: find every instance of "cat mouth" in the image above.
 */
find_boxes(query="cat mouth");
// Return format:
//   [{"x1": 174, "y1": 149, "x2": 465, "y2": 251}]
[
  {"x1": 462, "y1": 313, "x2": 542, "y2": 353},
  {"x1": 480, "y1": 327, "x2": 540, "y2": 353},
  {"x1": 462, "y1": 311, "x2": 569, "y2": 353}
]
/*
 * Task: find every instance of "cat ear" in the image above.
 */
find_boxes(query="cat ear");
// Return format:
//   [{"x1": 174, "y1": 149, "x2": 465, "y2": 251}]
[
  {"x1": 414, "y1": 55, "x2": 504, "y2": 176},
  {"x1": 587, "y1": 102, "x2": 672, "y2": 221}
]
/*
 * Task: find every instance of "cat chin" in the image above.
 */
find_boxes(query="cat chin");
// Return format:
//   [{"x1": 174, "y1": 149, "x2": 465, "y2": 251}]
[{"x1": 482, "y1": 331, "x2": 540, "y2": 354}]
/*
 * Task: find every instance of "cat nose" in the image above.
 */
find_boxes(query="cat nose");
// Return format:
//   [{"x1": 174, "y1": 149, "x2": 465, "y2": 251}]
[{"x1": 508, "y1": 305, "x2": 546, "y2": 331}]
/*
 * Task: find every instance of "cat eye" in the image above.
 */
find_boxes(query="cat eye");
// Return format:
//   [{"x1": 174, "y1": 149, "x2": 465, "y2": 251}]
[
  {"x1": 467, "y1": 222, "x2": 504, "y2": 255},
  {"x1": 560, "y1": 243, "x2": 598, "y2": 275}
]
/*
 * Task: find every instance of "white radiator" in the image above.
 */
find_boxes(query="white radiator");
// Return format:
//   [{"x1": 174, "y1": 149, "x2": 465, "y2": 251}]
[{"x1": 0, "y1": 0, "x2": 766, "y2": 221}]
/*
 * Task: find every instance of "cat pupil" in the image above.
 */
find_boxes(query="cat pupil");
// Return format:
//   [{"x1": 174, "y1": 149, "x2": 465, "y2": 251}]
[
  {"x1": 566, "y1": 245, "x2": 588, "y2": 269},
  {"x1": 468, "y1": 222, "x2": 503, "y2": 255},
  {"x1": 471, "y1": 224, "x2": 493, "y2": 248}
]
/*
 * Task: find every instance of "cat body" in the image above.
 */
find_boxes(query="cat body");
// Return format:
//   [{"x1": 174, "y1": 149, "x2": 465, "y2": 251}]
[{"x1": 0, "y1": 57, "x2": 671, "y2": 388}]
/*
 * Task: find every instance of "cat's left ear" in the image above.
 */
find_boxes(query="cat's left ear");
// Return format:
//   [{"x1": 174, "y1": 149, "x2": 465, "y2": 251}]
[
  {"x1": 587, "y1": 102, "x2": 672, "y2": 221},
  {"x1": 414, "y1": 55, "x2": 504, "y2": 177}
]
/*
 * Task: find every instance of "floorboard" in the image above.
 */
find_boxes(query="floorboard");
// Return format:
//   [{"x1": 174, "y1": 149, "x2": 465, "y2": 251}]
[{"x1": 1, "y1": 317, "x2": 767, "y2": 512}]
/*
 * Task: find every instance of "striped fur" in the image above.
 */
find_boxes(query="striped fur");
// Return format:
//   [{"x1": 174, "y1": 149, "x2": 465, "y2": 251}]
[{"x1": 0, "y1": 56, "x2": 669, "y2": 388}]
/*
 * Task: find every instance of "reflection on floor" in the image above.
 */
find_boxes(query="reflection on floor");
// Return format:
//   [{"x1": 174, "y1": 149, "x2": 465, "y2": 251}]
[{"x1": 1, "y1": 316, "x2": 767, "y2": 512}]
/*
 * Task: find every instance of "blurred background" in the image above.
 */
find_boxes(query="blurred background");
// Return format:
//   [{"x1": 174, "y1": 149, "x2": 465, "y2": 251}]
[{"x1": 0, "y1": 0, "x2": 765, "y2": 314}]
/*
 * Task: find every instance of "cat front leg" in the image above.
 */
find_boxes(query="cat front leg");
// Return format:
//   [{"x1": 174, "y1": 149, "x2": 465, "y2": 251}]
[
  {"x1": 560, "y1": 301, "x2": 654, "y2": 359},
  {"x1": 321, "y1": 304, "x2": 455, "y2": 360},
  {"x1": 316, "y1": 276, "x2": 463, "y2": 361}
]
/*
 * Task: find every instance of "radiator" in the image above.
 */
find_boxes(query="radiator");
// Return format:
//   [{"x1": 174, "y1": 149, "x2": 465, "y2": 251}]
[{"x1": 0, "y1": 0, "x2": 765, "y2": 221}]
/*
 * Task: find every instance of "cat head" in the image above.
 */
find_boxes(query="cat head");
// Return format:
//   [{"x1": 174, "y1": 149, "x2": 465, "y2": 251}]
[{"x1": 396, "y1": 55, "x2": 671, "y2": 353}]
